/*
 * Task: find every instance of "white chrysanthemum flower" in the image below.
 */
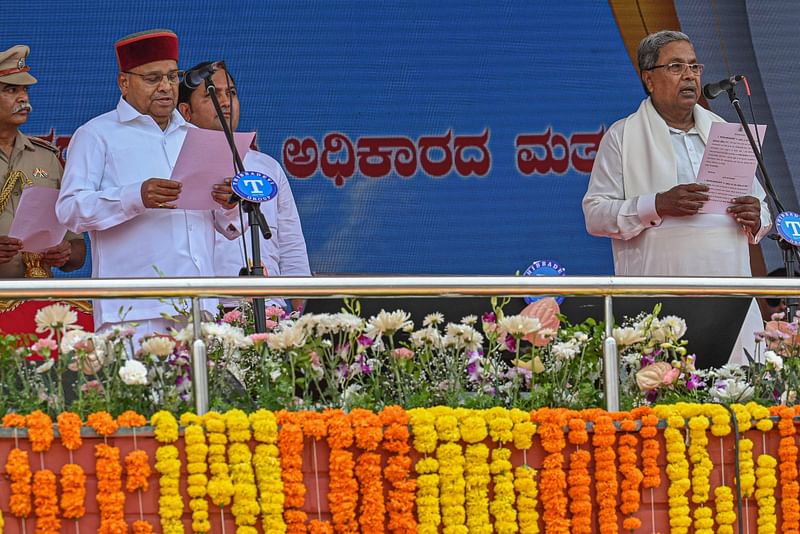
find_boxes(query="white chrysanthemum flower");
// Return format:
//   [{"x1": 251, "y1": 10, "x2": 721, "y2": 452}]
[
  {"x1": 461, "y1": 315, "x2": 478, "y2": 326},
  {"x1": 498, "y1": 315, "x2": 541, "y2": 337},
  {"x1": 329, "y1": 313, "x2": 364, "y2": 334},
  {"x1": 711, "y1": 378, "x2": 754, "y2": 403},
  {"x1": 119, "y1": 359, "x2": 148, "y2": 385},
  {"x1": 612, "y1": 326, "x2": 646, "y2": 347},
  {"x1": 60, "y1": 329, "x2": 91, "y2": 354},
  {"x1": 443, "y1": 323, "x2": 483, "y2": 352},
  {"x1": 266, "y1": 325, "x2": 307, "y2": 351},
  {"x1": 765, "y1": 350, "x2": 783, "y2": 371},
  {"x1": 202, "y1": 322, "x2": 252, "y2": 348},
  {"x1": 410, "y1": 327, "x2": 443, "y2": 349},
  {"x1": 713, "y1": 363, "x2": 748, "y2": 381},
  {"x1": 366, "y1": 310, "x2": 413, "y2": 338},
  {"x1": 661, "y1": 315, "x2": 687, "y2": 340},
  {"x1": 552, "y1": 341, "x2": 579, "y2": 361},
  {"x1": 423, "y1": 312, "x2": 444, "y2": 327},
  {"x1": 140, "y1": 336, "x2": 176, "y2": 357},
  {"x1": 35, "y1": 303, "x2": 79, "y2": 337}
]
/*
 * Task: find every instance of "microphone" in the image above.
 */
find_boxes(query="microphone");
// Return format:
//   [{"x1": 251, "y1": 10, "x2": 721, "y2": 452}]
[
  {"x1": 183, "y1": 61, "x2": 219, "y2": 89},
  {"x1": 702, "y1": 75, "x2": 745, "y2": 100}
]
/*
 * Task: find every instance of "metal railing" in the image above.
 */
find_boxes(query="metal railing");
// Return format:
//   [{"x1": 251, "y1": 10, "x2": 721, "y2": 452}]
[{"x1": 6, "y1": 275, "x2": 800, "y2": 413}]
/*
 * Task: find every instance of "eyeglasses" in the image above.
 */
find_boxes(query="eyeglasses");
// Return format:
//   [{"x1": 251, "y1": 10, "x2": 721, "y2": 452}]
[
  {"x1": 123, "y1": 70, "x2": 184, "y2": 85},
  {"x1": 644, "y1": 62, "x2": 704, "y2": 76}
]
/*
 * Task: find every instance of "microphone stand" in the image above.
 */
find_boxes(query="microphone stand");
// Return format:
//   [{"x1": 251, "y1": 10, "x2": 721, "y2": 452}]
[
  {"x1": 204, "y1": 77, "x2": 270, "y2": 333},
  {"x1": 722, "y1": 85, "x2": 799, "y2": 318}
]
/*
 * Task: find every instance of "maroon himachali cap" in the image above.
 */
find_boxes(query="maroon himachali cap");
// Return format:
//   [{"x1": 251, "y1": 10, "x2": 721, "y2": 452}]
[{"x1": 114, "y1": 29, "x2": 179, "y2": 71}]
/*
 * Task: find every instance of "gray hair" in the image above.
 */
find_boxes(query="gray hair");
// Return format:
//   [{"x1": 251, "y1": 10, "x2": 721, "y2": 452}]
[{"x1": 637, "y1": 30, "x2": 691, "y2": 72}]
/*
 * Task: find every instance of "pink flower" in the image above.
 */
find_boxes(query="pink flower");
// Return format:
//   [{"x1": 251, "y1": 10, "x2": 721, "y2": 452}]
[
  {"x1": 635, "y1": 362, "x2": 672, "y2": 392},
  {"x1": 249, "y1": 333, "x2": 270, "y2": 344},
  {"x1": 81, "y1": 380, "x2": 105, "y2": 395},
  {"x1": 222, "y1": 310, "x2": 242, "y2": 324},
  {"x1": 31, "y1": 338, "x2": 58, "y2": 356},
  {"x1": 265, "y1": 319, "x2": 278, "y2": 330},
  {"x1": 520, "y1": 297, "x2": 560, "y2": 346},
  {"x1": 662, "y1": 367, "x2": 681, "y2": 385},
  {"x1": 392, "y1": 347, "x2": 415, "y2": 360}
]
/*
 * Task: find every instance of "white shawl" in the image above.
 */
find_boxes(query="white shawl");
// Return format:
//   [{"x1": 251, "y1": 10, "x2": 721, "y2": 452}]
[{"x1": 621, "y1": 97, "x2": 725, "y2": 199}]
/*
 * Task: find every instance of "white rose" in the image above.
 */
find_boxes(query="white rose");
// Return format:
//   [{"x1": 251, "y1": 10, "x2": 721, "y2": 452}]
[{"x1": 119, "y1": 360, "x2": 148, "y2": 385}]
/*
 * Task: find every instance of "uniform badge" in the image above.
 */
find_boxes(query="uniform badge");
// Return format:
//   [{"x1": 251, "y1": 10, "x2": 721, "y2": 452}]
[{"x1": 32, "y1": 168, "x2": 48, "y2": 179}]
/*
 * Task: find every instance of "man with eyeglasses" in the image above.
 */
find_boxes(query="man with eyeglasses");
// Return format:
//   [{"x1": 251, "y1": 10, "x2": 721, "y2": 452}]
[
  {"x1": 582, "y1": 30, "x2": 771, "y2": 363},
  {"x1": 56, "y1": 29, "x2": 243, "y2": 342},
  {"x1": 177, "y1": 61, "x2": 310, "y2": 313}
]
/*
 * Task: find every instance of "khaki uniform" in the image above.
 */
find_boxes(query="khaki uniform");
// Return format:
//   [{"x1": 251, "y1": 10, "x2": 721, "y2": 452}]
[{"x1": 0, "y1": 132, "x2": 76, "y2": 277}]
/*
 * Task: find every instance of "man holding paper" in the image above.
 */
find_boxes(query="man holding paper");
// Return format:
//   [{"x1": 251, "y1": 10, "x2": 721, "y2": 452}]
[
  {"x1": 582, "y1": 30, "x2": 771, "y2": 362},
  {"x1": 177, "y1": 61, "x2": 310, "y2": 311},
  {"x1": 56, "y1": 30, "x2": 242, "y2": 339},
  {"x1": 0, "y1": 44, "x2": 85, "y2": 277}
]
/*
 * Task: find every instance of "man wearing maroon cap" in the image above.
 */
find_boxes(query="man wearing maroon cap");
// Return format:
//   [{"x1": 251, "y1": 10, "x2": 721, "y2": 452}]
[
  {"x1": 0, "y1": 44, "x2": 85, "y2": 277},
  {"x1": 56, "y1": 29, "x2": 242, "y2": 341}
]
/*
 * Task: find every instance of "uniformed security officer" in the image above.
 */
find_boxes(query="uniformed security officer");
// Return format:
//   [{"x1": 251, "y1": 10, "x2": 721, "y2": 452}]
[{"x1": 0, "y1": 45, "x2": 85, "y2": 277}]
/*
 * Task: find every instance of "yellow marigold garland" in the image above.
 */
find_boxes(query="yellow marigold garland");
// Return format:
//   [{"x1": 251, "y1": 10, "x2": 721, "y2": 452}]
[
  {"x1": 180, "y1": 412, "x2": 211, "y2": 533},
  {"x1": 714, "y1": 485, "x2": 736, "y2": 534},
  {"x1": 618, "y1": 416, "x2": 643, "y2": 531},
  {"x1": 379, "y1": 406, "x2": 417, "y2": 534},
  {"x1": 409, "y1": 408, "x2": 441, "y2": 534},
  {"x1": 653, "y1": 404, "x2": 691, "y2": 534},
  {"x1": 686, "y1": 413, "x2": 714, "y2": 534},
  {"x1": 277, "y1": 410, "x2": 308, "y2": 534},
  {"x1": 732, "y1": 404, "x2": 756, "y2": 501},
  {"x1": 459, "y1": 409, "x2": 491, "y2": 534},
  {"x1": 203, "y1": 410, "x2": 235, "y2": 512},
  {"x1": 249, "y1": 409, "x2": 287, "y2": 534},
  {"x1": 57, "y1": 412, "x2": 86, "y2": 521},
  {"x1": 225, "y1": 409, "x2": 260, "y2": 533},
  {"x1": 755, "y1": 453, "x2": 778, "y2": 534},
  {"x1": 485, "y1": 407, "x2": 517, "y2": 534},
  {"x1": 430, "y1": 406, "x2": 467, "y2": 534},
  {"x1": 349, "y1": 409, "x2": 385, "y2": 533},
  {"x1": 566, "y1": 415, "x2": 591, "y2": 534},
  {"x1": 512, "y1": 409, "x2": 539, "y2": 534},
  {"x1": 152, "y1": 410, "x2": 184, "y2": 534}
]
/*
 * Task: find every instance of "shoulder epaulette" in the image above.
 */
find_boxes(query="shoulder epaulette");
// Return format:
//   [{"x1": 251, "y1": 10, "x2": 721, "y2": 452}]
[{"x1": 29, "y1": 137, "x2": 59, "y2": 154}]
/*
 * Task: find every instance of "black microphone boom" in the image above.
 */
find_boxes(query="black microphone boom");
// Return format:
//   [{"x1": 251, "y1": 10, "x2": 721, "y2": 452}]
[
  {"x1": 702, "y1": 75, "x2": 744, "y2": 100},
  {"x1": 183, "y1": 62, "x2": 219, "y2": 89}
]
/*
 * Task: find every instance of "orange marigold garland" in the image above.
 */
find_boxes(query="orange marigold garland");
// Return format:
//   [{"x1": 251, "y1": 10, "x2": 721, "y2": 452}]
[
  {"x1": 617, "y1": 416, "x2": 643, "y2": 532},
  {"x1": 592, "y1": 414, "x2": 618, "y2": 534},
  {"x1": 151, "y1": 410, "x2": 184, "y2": 534},
  {"x1": 536, "y1": 408, "x2": 569, "y2": 534},
  {"x1": 57, "y1": 412, "x2": 86, "y2": 521},
  {"x1": 87, "y1": 411, "x2": 118, "y2": 437},
  {"x1": 95, "y1": 443, "x2": 128, "y2": 534},
  {"x1": 250, "y1": 409, "x2": 287, "y2": 534},
  {"x1": 777, "y1": 405, "x2": 800, "y2": 533},
  {"x1": 277, "y1": 410, "x2": 308, "y2": 534},
  {"x1": 380, "y1": 406, "x2": 417, "y2": 534},
  {"x1": 409, "y1": 408, "x2": 441, "y2": 534},
  {"x1": 325, "y1": 409, "x2": 359, "y2": 533},
  {"x1": 118, "y1": 411, "x2": 153, "y2": 533},
  {"x1": 27, "y1": 410, "x2": 61, "y2": 533},
  {"x1": 351, "y1": 408, "x2": 386, "y2": 534},
  {"x1": 459, "y1": 409, "x2": 491, "y2": 534},
  {"x1": 303, "y1": 411, "x2": 332, "y2": 534},
  {"x1": 4, "y1": 413, "x2": 32, "y2": 519},
  {"x1": 567, "y1": 415, "x2": 591, "y2": 534}
]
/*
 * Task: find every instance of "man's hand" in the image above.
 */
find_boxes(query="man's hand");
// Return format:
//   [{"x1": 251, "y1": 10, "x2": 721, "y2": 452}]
[
  {"x1": 0, "y1": 236, "x2": 22, "y2": 264},
  {"x1": 655, "y1": 184, "x2": 709, "y2": 217},
  {"x1": 728, "y1": 195, "x2": 762, "y2": 235},
  {"x1": 42, "y1": 241, "x2": 72, "y2": 268},
  {"x1": 212, "y1": 178, "x2": 238, "y2": 210},
  {"x1": 141, "y1": 178, "x2": 181, "y2": 209}
]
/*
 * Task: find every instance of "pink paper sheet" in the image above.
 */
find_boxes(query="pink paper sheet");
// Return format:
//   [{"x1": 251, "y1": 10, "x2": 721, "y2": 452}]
[{"x1": 8, "y1": 186, "x2": 67, "y2": 253}]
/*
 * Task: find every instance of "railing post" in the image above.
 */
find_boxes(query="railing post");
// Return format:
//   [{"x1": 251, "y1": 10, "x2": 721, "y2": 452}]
[
  {"x1": 603, "y1": 295, "x2": 619, "y2": 412},
  {"x1": 191, "y1": 297, "x2": 209, "y2": 415}
]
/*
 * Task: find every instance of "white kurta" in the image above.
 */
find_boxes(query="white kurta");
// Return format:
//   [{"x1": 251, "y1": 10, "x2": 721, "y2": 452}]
[
  {"x1": 582, "y1": 99, "x2": 772, "y2": 362},
  {"x1": 56, "y1": 98, "x2": 242, "y2": 328}
]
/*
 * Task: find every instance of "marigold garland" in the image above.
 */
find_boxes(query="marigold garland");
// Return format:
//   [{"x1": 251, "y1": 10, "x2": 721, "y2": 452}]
[
  {"x1": 351, "y1": 408, "x2": 387, "y2": 533},
  {"x1": 618, "y1": 416, "x2": 643, "y2": 532},
  {"x1": 250, "y1": 409, "x2": 287, "y2": 534},
  {"x1": 56, "y1": 411, "x2": 83, "y2": 451},
  {"x1": 714, "y1": 485, "x2": 736, "y2": 534},
  {"x1": 179, "y1": 412, "x2": 211, "y2": 534},
  {"x1": 225, "y1": 409, "x2": 260, "y2": 533},
  {"x1": 732, "y1": 404, "x2": 756, "y2": 500},
  {"x1": 536, "y1": 408, "x2": 569, "y2": 534},
  {"x1": 6, "y1": 446, "x2": 32, "y2": 517},
  {"x1": 631, "y1": 407, "x2": 661, "y2": 491},
  {"x1": 95, "y1": 443, "x2": 128, "y2": 534},
  {"x1": 379, "y1": 406, "x2": 417, "y2": 534},
  {"x1": 566, "y1": 415, "x2": 591, "y2": 534},
  {"x1": 87, "y1": 410, "x2": 118, "y2": 437},
  {"x1": 653, "y1": 405, "x2": 691, "y2": 534},
  {"x1": 755, "y1": 453, "x2": 778, "y2": 534},
  {"x1": 26, "y1": 409, "x2": 54, "y2": 452},
  {"x1": 152, "y1": 411, "x2": 184, "y2": 534},
  {"x1": 33, "y1": 467, "x2": 61, "y2": 533},
  {"x1": 512, "y1": 409, "x2": 539, "y2": 534},
  {"x1": 118, "y1": 410, "x2": 147, "y2": 428},
  {"x1": 592, "y1": 414, "x2": 618, "y2": 534},
  {"x1": 485, "y1": 407, "x2": 517, "y2": 534},
  {"x1": 277, "y1": 410, "x2": 309, "y2": 534},
  {"x1": 777, "y1": 405, "x2": 800, "y2": 533},
  {"x1": 203, "y1": 411, "x2": 235, "y2": 509},
  {"x1": 686, "y1": 413, "x2": 714, "y2": 534},
  {"x1": 60, "y1": 463, "x2": 86, "y2": 520},
  {"x1": 409, "y1": 408, "x2": 441, "y2": 534},
  {"x1": 459, "y1": 409, "x2": 490, "y2": 534}
]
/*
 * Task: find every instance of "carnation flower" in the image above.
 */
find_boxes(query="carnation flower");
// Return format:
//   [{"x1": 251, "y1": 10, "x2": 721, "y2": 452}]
[
  {"x1": 140, "y1": 337, "x2": 176, "y2": 358},
  {"x1": 119, "y1": 360, "x2": 148, "y2": 385},
  {"x1": 60, "y1": 329, "x2": 90, "y2": 353},
  {"x1": 35, "y1": 303, "x2": 79, "y2": 337},
  {"x1": 392, "y1": 347, "x2": 415, "y2": 360},
  {"x1": 222, "y1": 310, "x2": 242, "y2": 324}
]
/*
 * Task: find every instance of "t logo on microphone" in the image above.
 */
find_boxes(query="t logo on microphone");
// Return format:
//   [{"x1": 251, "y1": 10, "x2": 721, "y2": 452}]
[
  {"x1": 231, "y1": 171, "x2": 278, "y2": 203},
  {"x1": 776, "y1": 211, "x2": 800, "y2": 246}
]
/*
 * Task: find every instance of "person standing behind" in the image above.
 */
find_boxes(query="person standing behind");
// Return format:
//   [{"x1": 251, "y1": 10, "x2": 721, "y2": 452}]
[
  {"x1": 56, "y1": 30, "x2": 242, "y2": 340},
  {"x1": 177, "y1": 61, "x2": 310, "y2": 310},
  {"x1": 0, "y1": 45, "x2": 85, "y2": 277},
  {"x1": 582, "y1": 30, "x2": 771, "y2": 362}
]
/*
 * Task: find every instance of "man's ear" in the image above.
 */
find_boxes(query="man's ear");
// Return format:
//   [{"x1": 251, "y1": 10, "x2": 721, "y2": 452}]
[
  {"x1": 117, "y1": 72, "x2": 128, "y2": 97},
  {"x1": 642, "y1": 71, "x2": 654, "y2": 95},
  {"x1": 177, "y1": 102, "x2": 191, "y2": 122}
]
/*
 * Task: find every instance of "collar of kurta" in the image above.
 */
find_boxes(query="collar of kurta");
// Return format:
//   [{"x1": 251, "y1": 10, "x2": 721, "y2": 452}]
[{"x1": 115, "y1": 97, "x2": 186, "y2": 131}]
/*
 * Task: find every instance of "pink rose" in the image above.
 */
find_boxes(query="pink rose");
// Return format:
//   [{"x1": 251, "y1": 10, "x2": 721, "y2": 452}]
[
  {"x1": 222, "y1": 310, "x2": 242, "y2": 324},
  {"x1": 392, "y1": 348, "x2": 415, "y2": 360}
]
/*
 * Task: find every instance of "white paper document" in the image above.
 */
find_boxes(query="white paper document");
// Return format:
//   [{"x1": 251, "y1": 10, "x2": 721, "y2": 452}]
[
  {"x1": 170, "y1": 128, "x2": 256, "y2": 210},
  {"x1": 697, "y1": 122, "x2": 767, "y2": 214},
  {"x1": 8, "y1": 186, "x2": 67, "y2": 253}
]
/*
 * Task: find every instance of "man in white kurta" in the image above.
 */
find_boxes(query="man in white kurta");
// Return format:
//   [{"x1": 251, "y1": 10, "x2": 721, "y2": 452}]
[
  {"x1": 177, "y1": 62, "x2": 310, "y2": 310},
  {"x1": 582, "y1": 31, "x2": 771, "y2": 363},
  {"x1": 56, "y1": 30, "x2": 242, "y2": 339}
]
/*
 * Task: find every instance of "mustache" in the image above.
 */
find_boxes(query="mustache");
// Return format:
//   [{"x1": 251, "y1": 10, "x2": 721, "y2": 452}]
[{"x1": 12, "y1": 103, "x2": 32, "y2": 113}]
